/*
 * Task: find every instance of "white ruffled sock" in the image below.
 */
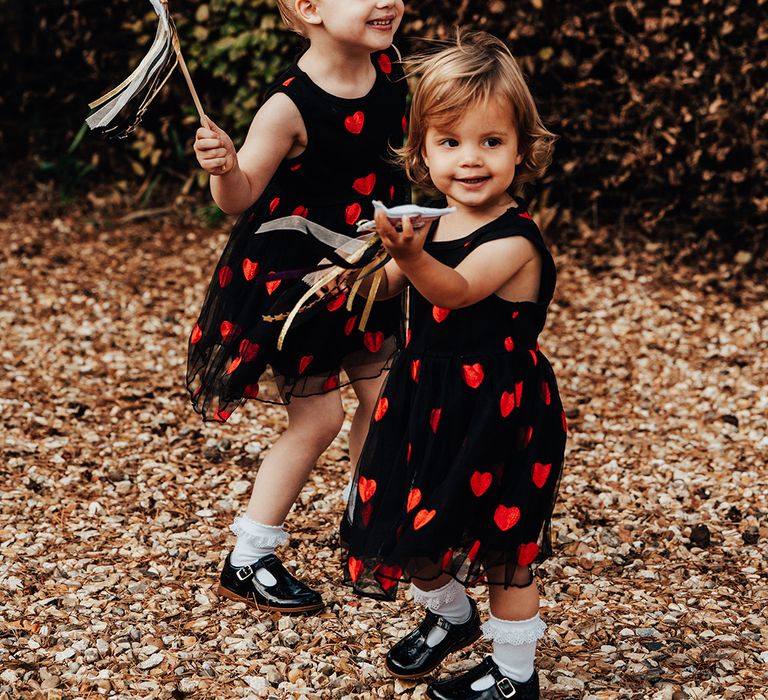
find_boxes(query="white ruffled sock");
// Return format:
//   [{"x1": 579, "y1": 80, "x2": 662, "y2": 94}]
[
  {"x1": 230, "y1": 514, "x2": 289, "y2": 570},
  {"x1": 410, "y1": 579, "x2": 472, "y2": 647},
  {"x1": 470, "y1": 613, "x2": 546, "y2": 690}
]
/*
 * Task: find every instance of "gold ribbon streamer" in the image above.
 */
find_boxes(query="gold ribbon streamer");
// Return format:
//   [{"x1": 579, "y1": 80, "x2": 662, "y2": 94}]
[{"x1": 276, "y1": 235, "x2": 384, "y2": 350}]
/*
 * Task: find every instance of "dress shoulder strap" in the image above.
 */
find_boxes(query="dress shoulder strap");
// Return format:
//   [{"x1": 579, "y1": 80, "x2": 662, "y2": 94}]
[{"x1": 471, "y1": 205, "x2": 558, "y2": 305}]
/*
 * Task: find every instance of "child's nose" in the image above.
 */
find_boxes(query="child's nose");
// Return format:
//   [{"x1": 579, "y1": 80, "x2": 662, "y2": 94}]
[{"x1": 458, "y1": 147, "x2": 482, "y2": 166}]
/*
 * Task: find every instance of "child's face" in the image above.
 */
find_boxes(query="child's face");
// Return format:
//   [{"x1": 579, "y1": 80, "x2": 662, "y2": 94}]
[
  {"x1": 309, "y1": 0, "x2": 404, "y2": 52},
  {"x1": 422, "y1": 98, "x2": 523, "y2": 211}
]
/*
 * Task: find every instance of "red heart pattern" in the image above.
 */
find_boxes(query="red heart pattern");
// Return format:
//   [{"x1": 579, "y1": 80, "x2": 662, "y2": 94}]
[
  {"x1": 532, "y1": 463, "x2": 551, "y2": 488},
  {"x1": 326, "y1": 292, "x2": 347, "y2": 312},
  {"x1": 374, "y1": 397, "x2": 388, "y2": 421},
  {"x1": 432, "y1": 306, "x2": 450, "y2": 323},
  {"x1": 345, "y1": 202, "x2": 362, "y2": 225},
  {"x1": 561, "y1": 410, "x2": 568, "y2": 433},
  {"x1": 242, "y1": 258, "x2": 259, "y2": 281},
  {"x1": 344, "y1": 316, "x2": 358, "y2": 335},
  {"x1": 352, "y1": 173, "x2": 376, "y2": 195},
  {"x1": 344, "y1": 111, "x2": 365, "y2": 134},
  {"x1": 468, "y1": 540, "x2": 481, "y2": 561},
  {"x1": 243, "y1": 383, "x2": 260, "y2": 399},
  {"x1": 518, "y1": 425, "x2": 533, "y2": 449},
  {"x1": 358, "y1": 476, "x2": 377, "y2": 503},
  {"x1": 442, "y1": 549, "x2": 453, "y2": 569},
  {"x1": 504, "y1": 336, "x2": 514, "y2": 352},
  {"x1": 413, "y1": 508, "x2": 436, "y2": 530},
  {"x1": 299, "y1": 355, "x2": 314, "y2": 374},
  {"x1": 239, "y1": 339, "x2": 259, "y2": 362},
  {"x1": 361, "y1": 502, "x2": 373, "y2": 527},
  {"x1": 269, "y1": 197, "x2": 280, "y2": 215},
  {"x1": 470, "y1": 471, "x2": 492, "y2": 497},
  {"x1": 292, "y1": 205, "x2": 308, "y2": 218},
  {"x1": 190, "y1": 324, "x2": 202, "y2": 344},
  {"x1": 375, "y1": 564, "x2": 401, "y2": 590},
  {"x1": 500, "y1": 391, "x2": 516, "y2": 417},
  {"x1": 429, "y1": 408, "x2": 441, "y2": 433},
  {"x1": 494, "y1": 504, "x2": 521, "y2": 531},
  {"x1": 406, "y1": 488, "x2": 421, "y2": 513},
  {"x1": 540, "y1": 381, "x2": 551, "y2": 405},
  {"x1": 410, "y1": 359, "x2": 420, "y2": 382},
  {"x1": 348, "y1": 556, "x2": 364, "y2": 582},
  {"x1": 282, "y1": 76, "x2": 295, "y2": 87},
  {"x1": 517, "y1": 542, "x2": 539, "y2": 566},
  {"x1": 226, "y1": 356, "x2": 242, "y2": 375},
  {"x1": 500, "y1": 382, "x2": 523, "y2": 417},
  {"x1": 462, "y1": 363, "x2": 485, "y2": 389},
  {"x1": 265, "y1": 278, "x2": 281, "y2": 295},
  {"x1": 378, "y1": 53, "x2": 392, "y2": 74},
  {"x1": 213, "y1": 408, "x2": 231, "y2": 423},
  {"x1": 220, "y1": 320, "x2": 240, "y2": 342},
  {"x1": 322, "y1": 374, "x2": 339, "y2": 392},
  {"x1": 364, "y1": 330, "x2": 384, "y2": 353},
  {"x1": 218, "y1": 266, "x2": 233, "y2": 288}
]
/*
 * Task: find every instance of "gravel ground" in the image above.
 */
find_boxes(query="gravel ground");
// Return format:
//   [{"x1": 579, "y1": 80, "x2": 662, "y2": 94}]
[{"x1": 1, "y1": 205, "x2": 766, "y2": 699}]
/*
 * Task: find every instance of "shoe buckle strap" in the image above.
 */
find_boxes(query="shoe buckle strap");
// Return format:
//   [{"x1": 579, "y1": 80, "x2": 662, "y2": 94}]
[
  {"x1": 435, "y1": 616, "x2": 451, "y2": 632},
  {"x1": 496, "y1": 677, "x2": 517, "y2": 698},
  {"x1": 235, "y1": 564, "x2": 254, "y2": 581}
]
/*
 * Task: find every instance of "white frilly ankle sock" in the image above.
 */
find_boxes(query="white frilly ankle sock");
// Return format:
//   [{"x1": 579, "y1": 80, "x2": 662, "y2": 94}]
[
  {"x1": 410, "y1": 579, "x2": 472, "y2": 647},
  {"x1": 230, "y1": 514, "x2": 289, "y2": 568},
  {"x1": 470, "y1": 613, "x2": 546, "y2": 690}
]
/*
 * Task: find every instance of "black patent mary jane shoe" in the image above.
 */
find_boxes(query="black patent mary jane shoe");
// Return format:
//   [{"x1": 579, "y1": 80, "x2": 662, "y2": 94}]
[
  {"x1": 217, "y1": 553, "x2": 324, "y2": 614},
  {"x1": 385, "y1": 597, "x2": 481, "y2": 679},
  {"x1": 427, "y1": 656, "x2": 540, "y2": 700}
]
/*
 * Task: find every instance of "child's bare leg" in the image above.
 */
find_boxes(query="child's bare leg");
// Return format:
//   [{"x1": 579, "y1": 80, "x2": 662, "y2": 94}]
[
  {"x1": 219, "y1": 390, "x2": 343, "y2": 613},
  {"x1": 244, "y1": 389, "x2": 344, "y2": 525},
  {"x1": 229, "y1": 389, "x2": 344, "y2": 569},
  {"x1": 346, "y1": 363, "x2": 386, "y2": 470}
]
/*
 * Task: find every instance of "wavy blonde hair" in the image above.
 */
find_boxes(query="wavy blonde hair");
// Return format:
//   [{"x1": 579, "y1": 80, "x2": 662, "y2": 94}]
[
  {"x1": 276, "y1": 0, "x2": 305, "y2": 35},
  {"x1": 397, "y1": 31, "x2": 556, "y2": 195}
]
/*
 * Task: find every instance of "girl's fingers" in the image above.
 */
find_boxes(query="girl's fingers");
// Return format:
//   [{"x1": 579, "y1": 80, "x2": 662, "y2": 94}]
[
  {"x1": 202, "y1": 157, "x2": 227, "y2": 169},
  {"x1": 196, "y1": 128, "x2": 217, "y2": 140},
  {"x1": 375, "y1": 210, "x2": 396, "y2": 236},
  {"x1": 195, "y1": 138, "x2": 223, "y2": 151}
]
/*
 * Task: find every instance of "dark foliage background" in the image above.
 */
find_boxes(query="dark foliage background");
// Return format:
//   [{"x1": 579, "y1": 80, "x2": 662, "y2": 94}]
[{"x1": 1, "y1": 0, "x2": 766, "y2": 260}]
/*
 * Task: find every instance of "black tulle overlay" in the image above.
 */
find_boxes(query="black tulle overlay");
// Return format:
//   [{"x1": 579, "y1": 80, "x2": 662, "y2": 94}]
[
  {"x1": 186, "y1": 47, "x2": 409, "y2": 421},
  {"x1": 340, "y1": 205, "x2": 567, "y2": 599}
]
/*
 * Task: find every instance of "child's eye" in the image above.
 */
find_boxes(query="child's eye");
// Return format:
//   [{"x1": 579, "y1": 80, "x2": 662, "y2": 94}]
[
  {"x1": 439, "y1": 138, "x2": 459, "y2": 148},
  {"x1": 484, "y1": 137, "x2": 502, "y2": 147}
]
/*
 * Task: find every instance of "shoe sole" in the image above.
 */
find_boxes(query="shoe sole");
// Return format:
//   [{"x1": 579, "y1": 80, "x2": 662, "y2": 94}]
[
  {"x1": 215, "y1": 584, "x2": 324, "y2": 614},
  {"x1": 385, "y1": 627, "x2": 482, "y2": 679}
]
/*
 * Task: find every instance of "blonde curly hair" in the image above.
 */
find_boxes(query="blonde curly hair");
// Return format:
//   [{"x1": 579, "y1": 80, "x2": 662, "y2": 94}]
[
  {"x1": 397, "y1": 31, "x2": 556, "y2": 195},
  {"x1": 276, "y1": 0, "x2": 305, "y2": 35}
]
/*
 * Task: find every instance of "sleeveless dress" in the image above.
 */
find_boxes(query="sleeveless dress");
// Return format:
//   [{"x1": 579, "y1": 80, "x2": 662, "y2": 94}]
[
  {"x1": 187, "y1": 48, "x2": 408, "y2": 421},
  {"x1": 340, "y1": 204, "x2": 567, "y2": 599}
]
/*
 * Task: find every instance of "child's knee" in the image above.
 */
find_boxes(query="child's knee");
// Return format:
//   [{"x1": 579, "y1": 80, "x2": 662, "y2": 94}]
[{"x1": 290, "y1": 403, "x2": 344, "y2": 446}]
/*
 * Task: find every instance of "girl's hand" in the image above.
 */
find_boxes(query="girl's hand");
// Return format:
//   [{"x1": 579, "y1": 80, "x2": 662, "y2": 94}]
[
  {"x1": 194, "y1": 118, "x2": 237, "y2": 176},
  {"x1": 375, "y1": 210, "x2": 425, "y2": 264}
]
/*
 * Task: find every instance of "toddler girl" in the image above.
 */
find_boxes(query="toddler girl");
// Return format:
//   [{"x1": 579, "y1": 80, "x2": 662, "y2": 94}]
[{"x1": 342, "y1": 32, "x2": 565, "y2": 699}]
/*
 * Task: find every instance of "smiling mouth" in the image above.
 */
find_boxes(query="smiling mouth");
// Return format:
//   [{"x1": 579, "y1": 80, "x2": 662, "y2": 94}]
[
  {"x1": 456, "y1": 177, "x2": 490, "y2": 185},
  {"x1": 367, "y1": 17, "x2": 395, "y2": 28}
]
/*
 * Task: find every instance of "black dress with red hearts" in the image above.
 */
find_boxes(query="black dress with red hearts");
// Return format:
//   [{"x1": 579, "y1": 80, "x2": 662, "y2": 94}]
[
  {"x1": 340, "y1": 204, "x2": 567, "y2": 599},
  {"x1": 187, "y1": 48, "x2": 408, "y2": 420}
]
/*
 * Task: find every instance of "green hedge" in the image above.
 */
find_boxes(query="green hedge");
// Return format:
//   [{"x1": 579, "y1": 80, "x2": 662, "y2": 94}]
[{"x1": 2, "y1": 0, "x2": 765, "y2": 254}]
